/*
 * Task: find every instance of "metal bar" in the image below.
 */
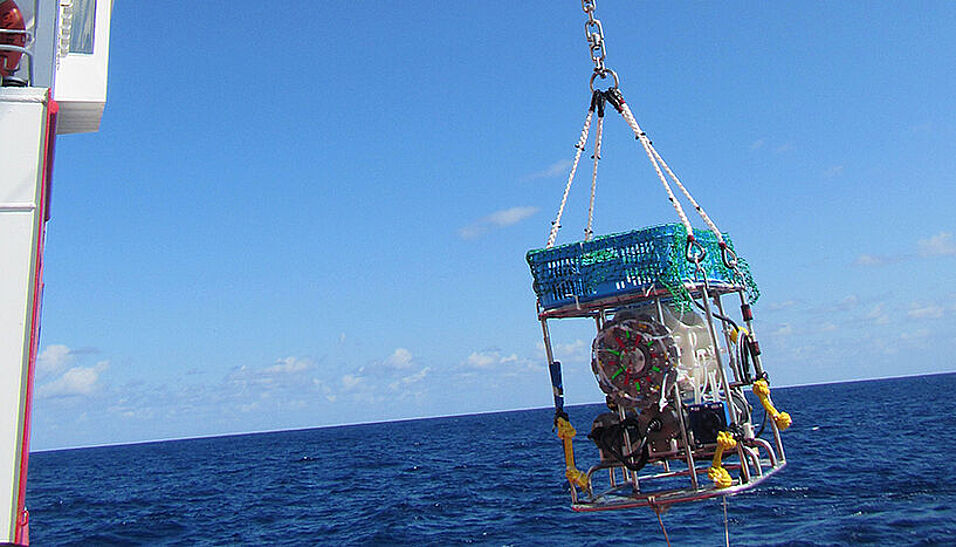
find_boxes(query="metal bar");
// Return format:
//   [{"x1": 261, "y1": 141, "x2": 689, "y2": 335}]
[
  {"x1": 540, "y1": 318, "x2": 555, "y2": 365},
  {"x1": 639, "y1": 461, "x2": 749, "y2": 482},
  {"x1": 746, "y1": 437, "x2": 778, "y2": 468},
  {"x1": 537, "y1": 283, "x2": 742, "y2": 320},
  {"x1": 617, "y1": 405, "x2": 639, "y2": 488},
  {"x1": 736, "y1": 290, "x2": 764, "y2": 378},
  {"x1": 571, "y1": 466, "x2": 785, "y2": 512},
  {"x1": 735, "y1": 443, "x2": 752, "y2": 484},
  {"x1": 0, "y1": 203, "x2": 37, "y2": 212},
  {"x1": 699, "y1": 278, "x2": 758, "y2": 489},
  {"x1": 540, "y1": 317, "x2": 580, "y2": 504},
  {"x1": 699, "y1": 278, "x2": 738, "y2": 424},
  {"x1": 714, "y1": 295, "x2": 743, "y2": 385},
  {"x1": 713, "y1": 294, "x2": 753, "y2": 483},
  {"x1": 769, "y1": 413, "x2": 787, "y2": 463},
  {"x1": 741, "y1": 445, "x2": 763, "y2": 478},
  {"x1": 673, "y1": 383, "x2": 698, "y2": 490}
]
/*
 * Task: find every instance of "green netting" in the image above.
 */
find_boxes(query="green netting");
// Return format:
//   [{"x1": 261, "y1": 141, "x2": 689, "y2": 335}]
[{"x1": 527, "y1": 223, "x2": 759, "y2": 311}]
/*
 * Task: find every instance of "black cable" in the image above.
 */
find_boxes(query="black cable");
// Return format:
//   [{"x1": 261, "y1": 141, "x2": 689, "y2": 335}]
[
  {"x1": 689, "y1": 297, "x2": 738, "y2": 331},
  {"x1": 589, "y1": 418, "x2": 650, "y2": 472},
  {"x1": 739, "y1": 332, "x2": 753, "y2": 382}
]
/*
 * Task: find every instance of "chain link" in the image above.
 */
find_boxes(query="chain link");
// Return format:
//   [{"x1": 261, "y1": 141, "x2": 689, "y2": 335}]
[{"x1": 581, "y1": 0, "x2": 617, "y2": 89}]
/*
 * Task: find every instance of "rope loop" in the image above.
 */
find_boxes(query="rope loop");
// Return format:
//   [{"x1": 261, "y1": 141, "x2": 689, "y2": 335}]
[
  {"x1": 686, "y1": 238, "x2": 707, "y2": 264},
  {"x1": 721, "y1": 245, "x2": 738, "y2": 269}
]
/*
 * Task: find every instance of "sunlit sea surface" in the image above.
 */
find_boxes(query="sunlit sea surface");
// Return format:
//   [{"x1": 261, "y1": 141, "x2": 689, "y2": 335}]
[{"x1": 27, "y1": 373, "x2": 956, "y2": 545}]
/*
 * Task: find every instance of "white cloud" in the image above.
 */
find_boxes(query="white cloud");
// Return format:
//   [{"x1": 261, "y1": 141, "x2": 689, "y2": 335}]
[
  {"x1": 264, "y1": 356, "x2": 313, "y2": 374},
  {"x1": 240, "y1": 402, "x2": 260, "y2": 413},
  {"x1": 772, "y1": 324, "x2": 793, "y2": 336},
  {"x1": 39, "y1": 361, "x2": 108, "y2": 398},
  {"x1": 37, "y1": 344, "x2": 74, "y2": 377},
  {"x1": 918, "y1": 232, "x2": 956, "y2": 257},
  {"x1": 523, "y1": 159, "x2": 572, "y2": 180},
  {"x1": 402, "y1": 367, "x2": 429, "y2": 385},
  {"x1": 554, "y1": 339, "x2": 590, "y2": 363},
  {"x1": 466, "y1": 351, "x2": 499, "y2": 369},
  {"x1": 463, "y1": 348, "x2": 542, "y2": 376},
  {"x1": 766, "y1": 300, "x2": 798, "y2": 312},
  {"x1": 774, "y1": 143, "x2": 793, "y2": 153},
  {"x1": 900, "y1": 329, "x2": 931, "y2": 342},
  {"x1": 389, "y1": 367, "x2": 431, "y2": 391},
  {"x1": 384, "y1": 348, "x2": 413, "y2": 369},
  {"x1": 907, "y1": 304, "x2": 944, "y2": 320},
  {"x1": 824, "y1": 165, "x2": 844, "y2": 178},
  {"x1": 487, "y1": 207, "x2": 538, "y2": 227},
  {"x1": 465, "y1": 349, "x2": 528, "y2": 369},
  {"x1": 853, "y1": 232, "x2": 954, "y2": 268},
  {"x1": 341, "y1": 374, "x2": 363, "y2": 390},
  {"x1": 838, "y1": 295, "x2": 859, "y2": 310},
  {"x1": 853, "y1": 254, "x2": 904, "y2": 267},
  {"x1": 458, "y1": 206, "x2": 538, "y2": 239},
  {"x1": 866, "y1": 303, "x2": 890, "y2": 325}
]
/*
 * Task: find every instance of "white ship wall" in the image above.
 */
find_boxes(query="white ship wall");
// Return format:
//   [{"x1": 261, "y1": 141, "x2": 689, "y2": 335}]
[{"x1": 0, "y1": 88, "x2": 52, "y2": 543}]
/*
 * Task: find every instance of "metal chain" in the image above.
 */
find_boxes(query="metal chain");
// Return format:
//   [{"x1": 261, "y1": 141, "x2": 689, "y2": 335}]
[
  {"x1": 582, "y1": 1, "x2": 607, "y2": 75},
  {"x1": 582, "y1": 0, "x2": 618, "y2": 89}
]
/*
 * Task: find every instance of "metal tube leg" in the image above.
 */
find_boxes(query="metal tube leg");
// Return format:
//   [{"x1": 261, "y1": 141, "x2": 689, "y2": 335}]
[
  {"x1": 699, "y1": 281, "x2": 738, "y2": 425},
  {"x1": 770, "y1": 417, "x2": 787, "y2": 463},
  {"x1": 737, "y1": 290, "x2": 764, "y2": 379},
  {"x1": 618, "y1": 406, "x2": 640, "y2": 489},
  {"x1": 735, "y1": 444, "x2": 751, "y2": 484},
  {"x1": 673, "y1": 384, "x2": 699, "y2": 490},
  {"x1": 541, "y1": 318, "x2": 556, "y2": 365},
  {"x1": 715, "y1": 295, "x2": 743, "y2": 385}
]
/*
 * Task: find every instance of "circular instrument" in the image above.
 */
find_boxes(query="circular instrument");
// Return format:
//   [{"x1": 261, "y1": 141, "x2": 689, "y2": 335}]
[
  {"x1": 0, "y1": 1, "x2": 26, "y2": 78},
  {"x1": 591, "y1": 316, "x2": 678, "y2": 409}
]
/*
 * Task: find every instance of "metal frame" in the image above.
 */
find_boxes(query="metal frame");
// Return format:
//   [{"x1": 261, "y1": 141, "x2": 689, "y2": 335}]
[{"x1": 538, "y1": 282, "x2": 787, "y2": 511}]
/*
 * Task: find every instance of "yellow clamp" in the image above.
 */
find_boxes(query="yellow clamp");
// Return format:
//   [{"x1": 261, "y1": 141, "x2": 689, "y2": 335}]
[
  {"x1": 729, "y1": 326, "x2": 748, "y2": 345},
  {"x1": 555, "y1": 417, "x2": 590, "y2": 492},
  {"x1": 707, "y1": 431, "x2": 737, "y2": 489},
  {"x1": 753, "y1": 379, "x2": 792, "y2": 431}
]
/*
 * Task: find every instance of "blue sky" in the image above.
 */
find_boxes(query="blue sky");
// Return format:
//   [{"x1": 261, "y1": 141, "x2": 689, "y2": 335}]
[{"x1": 31, "y1": 2, "x2": 956, "y2": 450}]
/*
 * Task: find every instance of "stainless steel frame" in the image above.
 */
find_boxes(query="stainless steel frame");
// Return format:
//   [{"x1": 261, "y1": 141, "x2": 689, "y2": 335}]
[{"x1": 537, "y1": 280, "x2": 787, "y2": 511}]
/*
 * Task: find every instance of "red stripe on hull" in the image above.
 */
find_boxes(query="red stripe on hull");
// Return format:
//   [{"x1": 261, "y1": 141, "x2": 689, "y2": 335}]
[{"x1": 13, "y1": 96, "x2": 57, "y2": 546}]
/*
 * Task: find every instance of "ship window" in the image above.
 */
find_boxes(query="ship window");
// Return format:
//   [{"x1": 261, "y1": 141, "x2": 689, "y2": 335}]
[{"x1": 69, "y1": 0, "x2": 96, "y2": 54}]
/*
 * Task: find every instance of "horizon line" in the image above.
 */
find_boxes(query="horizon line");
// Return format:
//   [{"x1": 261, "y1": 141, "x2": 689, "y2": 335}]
[{"x1": 33, "y1": 369, "x2": 955, "y2": 454}]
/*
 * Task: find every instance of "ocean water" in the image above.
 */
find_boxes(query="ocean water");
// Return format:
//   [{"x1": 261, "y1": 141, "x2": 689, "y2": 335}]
[{"x1": 26, "y1": 373, "x2": 956, "y2": 545}]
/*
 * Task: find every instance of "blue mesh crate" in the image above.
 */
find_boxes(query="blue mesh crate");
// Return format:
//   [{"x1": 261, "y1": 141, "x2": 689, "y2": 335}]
[{"x1": 526, "y1": 223, "x2": 758, "y2": 310}]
